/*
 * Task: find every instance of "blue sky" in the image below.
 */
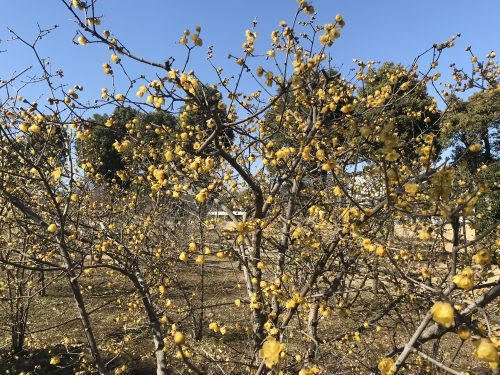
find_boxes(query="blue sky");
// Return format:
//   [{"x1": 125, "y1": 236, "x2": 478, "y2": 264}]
[{"x1": 1, "y1": 0, "x2": 499, "y2": 109}]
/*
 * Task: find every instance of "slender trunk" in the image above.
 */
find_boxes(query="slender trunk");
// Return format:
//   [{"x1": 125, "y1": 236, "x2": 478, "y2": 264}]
[
  {"x1": 250, "y1": 230, "x2": 266, "y2": 349},
  {"x1": 373, "y1": 263, "x2": 379, "y2": 294},
  {"x1": 38, "y1": 270, "x2": 46, "y2": 296},
  {"x1": 58, "y1": 244, "x2": 107, "y2": 375},
  {"x1": 306, "y1": 301, "x2": 320, "y2": 362},
  {"x1": 195, "y1": 262, "x2": 205, "y2": 340},
  {"x1": 450, "y1": 215, "x2": 460, "y2": 281},
  {"x1": 272, "y1": 179, "x2": 299, "y2": 324},
  {"x1": 12, "y1": 320, "x2": 26, "y2": 353},
  {"x1": 462, "y1": 217, "x2": 468, "y2": 257},
  {"x1": 12, "y1": 286, "x2": 27, "y2": 353},
  {"x1": 482, "y1": 134, "x2": 492, "y2": 163},
  {"x1": 66, "y1": 272, "x2": 107, "y2": 374},
  {"x1": 195, "y1": 217, "x2": 205, "y2": 341},
  {"x1": 132, "y1": 271, "x2": 170, "y2": 375}
]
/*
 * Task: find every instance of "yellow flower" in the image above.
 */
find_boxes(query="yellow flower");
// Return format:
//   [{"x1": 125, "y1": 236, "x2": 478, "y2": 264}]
[
  {"x1": 457, "y1": 326, "x2": 471, "y2": 340},
  {"x1": 110, "y1": 54, "x2": 121, "y2": 64},
  {"x1": 102, "y1": 63, "x2": 112, "y2": 74},
  {"x1": 430, "y1": 301, "x2": 454, "y2": 328},
  {"x1": 315, "y1": 149, "x2": 326, "y2": 161},
  {"x1": 418, "y1": 229, "x2": 431, "y2": 241},
  {"x1": 136, "y1": 86, "x2": 147, "y2": 98},
  {"x1": 378, "y1": 357, "x2": 395, "y2": 375},
  {"x1": 259, "y1": 336, "x2": 285, "y2": 369},
  {"x1": 196, "y1": 189, "x2": 208, "y2": 203},
  {"x1": 173, "y1": 331, "x2": 185, "y2": 344},
  {"x1": 165, "y1": 150, "x2": 174, "y2": 162},
  {"x1": 77, "y1": 35, "x2": 88, "y2": 45},
  {"x1": 47, "y1": 224, "x2": 58, "y2": 233},
  {"x1": 153, "y1": 169, "x2": 165, "y2": 182},
  {"x1": 321, "y1": 161, "x2": 335, "y2": 171},
  {"x1": 472, "y1": 249, "x2": 491, "y2": 265},
  {"x1": 340, "y1": 104, "x2": 354, "y2": 113},
  {"x1": 179, "y1": 252, "x2": 188, "y2": 262},
  {"x1": 404, "y1": 183, "x2": 419, "y2": 195},
  {"x1": 468, "y1": 143, "x2": 482, "y2": 152},
  {"x1": 115, "y1": 365, "x2": 128, "y2": 374},
  {"x1": 70, "y1": 194, "x2": 79, "y2": 202},
  {"x1": 421, "y1": 267, "x2": 431, "y2": 279},
  {"x1": 461, "y1": 267, "x2": 474, "y2": 278},
  {"x1": 209, "y1": 322, "x2": 219, "y2": 332},
  {"x1": 385, "y1": 151, "x2": 400, "y2": 162},
  {"x1": 319, "y1": 34, "x2": 331, "y2": 46},
  {"x1": 452, "y1": 274, "x2": 472, "y2": 290},
  {"x1": 475, "y1": 339, "x2": 499, "y2": 368},
  {"x1": 299, "y1": 365, "x2": 320, "y2": 375},
  {"x1": 28, "y1": 124, "x2": 41, "y2": 134},
  {"x1": 452, "y1": 268, "x2": 474, "y2": 290},
  {"x1": 50, "y1": 355, "x2": 61, "y2": 365},
  {"x1": 86, "y1": 17, "x2": 101, "y2": 26},
  {"x1": 375, "y1": 245, "x2": 386, "y2": 257}
]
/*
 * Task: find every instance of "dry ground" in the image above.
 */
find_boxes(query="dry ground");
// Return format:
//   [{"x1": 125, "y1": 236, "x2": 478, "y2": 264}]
[{"x1": 0, "y1": 255, "x2": 496, "y2": 374}]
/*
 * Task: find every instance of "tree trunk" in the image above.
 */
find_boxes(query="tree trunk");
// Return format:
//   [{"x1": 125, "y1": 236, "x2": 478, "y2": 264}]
[
  {"x1": 272, "y1": 179, "x2": 299, "y2": 324},
  {"x1": 482, "y1": 133, "x2": 492, "y2": 163},
  {"x1": 58, "y1": 243, "x2": 107, "y2": 375},
  {"x1": 132, "y1": 271, "x2": 170, "y2": 375},
  {"x1": 66, "y1": 272, "x2": 108, "y2": 374},
  {"x1": 306, "y1": 300, "x2": 320, "y2": 361},
  {"x1": 11, "y1": 321, "x2": 26, "y2": 353},
  {"x1": 38, "y1": 270, "x2": 46, "y2": 296},
  {"x1": 195, "y1": 218, "x2": 205, "y2": 341}
]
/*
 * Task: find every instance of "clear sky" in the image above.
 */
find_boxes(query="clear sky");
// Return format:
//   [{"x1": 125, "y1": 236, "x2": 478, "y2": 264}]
[{"x1": 1, "y1": 0, "x2": 499, "y2": 108}]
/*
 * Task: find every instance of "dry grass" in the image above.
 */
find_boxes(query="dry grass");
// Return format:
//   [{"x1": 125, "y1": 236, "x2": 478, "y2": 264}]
[{"x1": 0, "y1": 256, "x2": 496, "y2": 374}]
